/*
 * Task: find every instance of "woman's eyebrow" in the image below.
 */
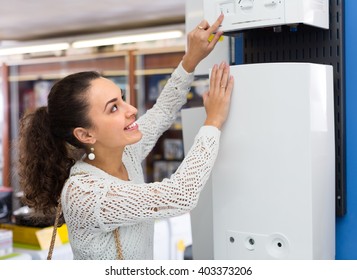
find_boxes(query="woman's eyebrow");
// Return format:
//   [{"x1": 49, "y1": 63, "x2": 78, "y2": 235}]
[{"x1": 104, "y1": 98, "x2": 118, "y2": 112}]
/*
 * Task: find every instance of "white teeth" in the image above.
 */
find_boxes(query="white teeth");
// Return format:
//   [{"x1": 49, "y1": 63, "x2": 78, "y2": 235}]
[{"x1": 125, "y1": 122, "x2": 137, "y2": 130}]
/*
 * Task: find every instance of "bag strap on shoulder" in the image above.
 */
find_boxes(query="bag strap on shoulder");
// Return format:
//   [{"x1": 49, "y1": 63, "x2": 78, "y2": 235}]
[{"x1": 47, "y1": 200, "x2": 124, "y2": 260}]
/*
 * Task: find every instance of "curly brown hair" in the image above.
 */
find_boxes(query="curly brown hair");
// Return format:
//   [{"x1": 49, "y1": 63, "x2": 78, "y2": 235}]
[{"x1": 18, "y1": 71, "x2": 101, "y2": 215}]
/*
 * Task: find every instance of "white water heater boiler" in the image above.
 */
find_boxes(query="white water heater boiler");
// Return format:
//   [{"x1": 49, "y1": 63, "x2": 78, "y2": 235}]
[
  {"x1": 203, "y1": 0, "x2": 329, "y2": 32},
  {"x1": 182, "y1": 62, "x2": 335, "y2": 259}
]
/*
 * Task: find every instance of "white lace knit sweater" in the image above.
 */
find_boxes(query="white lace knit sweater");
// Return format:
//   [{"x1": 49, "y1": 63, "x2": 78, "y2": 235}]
[{"x1": 61, "y1": 62, "x2": 221, "y2": 260}]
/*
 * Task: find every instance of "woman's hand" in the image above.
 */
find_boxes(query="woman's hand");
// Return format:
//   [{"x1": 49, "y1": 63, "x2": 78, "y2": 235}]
[
  {"x1": 203, "y1": 61, "x2": 234, "y2": 130},
  {"x1": 182, "y1": 14, "x2": 224, "y2": 73}
]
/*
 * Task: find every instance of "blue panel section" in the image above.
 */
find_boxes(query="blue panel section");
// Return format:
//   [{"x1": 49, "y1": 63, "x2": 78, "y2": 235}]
[
  {"x1": 235, "y1": 35, "x2": 244, "y2": 65},
  {"x1": 336, "y1": 0, "x2": 357, "y2": 260},
  {"x1": 231, "y1": 35, "x2": 244, "y2": 65}
]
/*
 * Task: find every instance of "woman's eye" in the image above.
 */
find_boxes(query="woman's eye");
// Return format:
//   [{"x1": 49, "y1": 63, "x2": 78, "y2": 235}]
[{"x1": 111, "y1": 104, "x2": 118, "y2": 113}]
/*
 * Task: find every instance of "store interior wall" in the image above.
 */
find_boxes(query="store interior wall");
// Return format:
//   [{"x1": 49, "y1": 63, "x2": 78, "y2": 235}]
[{"x1": 1, "y1": 0, "x2": 356, "y2": 260}]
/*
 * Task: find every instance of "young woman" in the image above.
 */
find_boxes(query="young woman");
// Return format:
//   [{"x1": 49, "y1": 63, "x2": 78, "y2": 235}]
[{"x1": 18, "y1": 14, "x2": 234, "y2": 259}]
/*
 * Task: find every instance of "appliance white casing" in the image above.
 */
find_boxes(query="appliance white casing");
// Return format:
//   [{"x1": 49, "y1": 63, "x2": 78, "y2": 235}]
[
  {"x1": 182, "y1": 62, "x2": 335, "y2": 259},
  {"x1": 203, "y1": 0, "x2": 329, "y2": 32}
]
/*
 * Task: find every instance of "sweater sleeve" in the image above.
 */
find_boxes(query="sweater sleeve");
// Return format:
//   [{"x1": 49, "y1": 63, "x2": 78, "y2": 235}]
[
  {"x1": 63, "y1": 126, "x2": 220, "y2": 232},
  {"x1": 135, "y1": 62, "x2": 194, "y2": 161}
]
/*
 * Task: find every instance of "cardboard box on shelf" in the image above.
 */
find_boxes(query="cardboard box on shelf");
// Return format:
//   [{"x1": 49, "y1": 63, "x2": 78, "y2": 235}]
[{"x1": 0, "y1": 223, "x2": 68, "y2": 250}]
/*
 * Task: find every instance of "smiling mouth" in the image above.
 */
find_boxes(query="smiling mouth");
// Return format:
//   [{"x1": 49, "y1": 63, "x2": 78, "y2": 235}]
[{"x1": 124, "y1": 122, "x2": 138, "y2": 131}]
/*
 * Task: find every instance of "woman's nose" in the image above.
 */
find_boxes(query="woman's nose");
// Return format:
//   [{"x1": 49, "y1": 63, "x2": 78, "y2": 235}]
[{"x1": 125, "y1": 103, "x2": 138, "y2": 118}]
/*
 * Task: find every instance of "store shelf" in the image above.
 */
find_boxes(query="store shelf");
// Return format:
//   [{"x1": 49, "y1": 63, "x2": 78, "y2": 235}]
[
  {"x1": 13, "y1": 243, "x2": 73, "y2": 260},
  {"x1": 0, "y1": 252, "x2": 32, "y2": 260}
]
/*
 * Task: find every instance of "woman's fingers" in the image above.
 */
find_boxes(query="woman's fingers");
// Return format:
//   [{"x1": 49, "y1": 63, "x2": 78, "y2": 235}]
[
  {"x1": 209, "y1": 62, "x2": 229, "y2": 95},
  {"x1": 219, "y1": 63, "x2": 230, "y2": 93},
  {"x1": 182, "y1": 14, "x2": 225, "y2": 72},
  {"x1": 225, "y1": 75, "x2": 234, "y2": 99},
  {"x1": 196, "y1": 19, "x2": 209, "y2": 31},
  {"x1": 202, "y1": 14, "x2": 224, "y2": 50},
  {"x1": 214, "y1": 62, "x2": 227, "y2": 93},
  {"x1": 210, "y1": 64, "x2": 218, "y2": 91},
  {"x1": 204, "y1": 61, "x2": 234, "y2": 129},
  {"x1": 206, "y1": 14, "x2": 224, "y2": 50},
  {"x1": 207, "y1": 13, "x2": 224, "y2": 34}
]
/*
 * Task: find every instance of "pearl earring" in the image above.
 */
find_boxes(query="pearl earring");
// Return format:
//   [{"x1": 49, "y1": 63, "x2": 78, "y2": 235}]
[{"x1": 88, "y1": 147, "x2": 95, "y2": 160}]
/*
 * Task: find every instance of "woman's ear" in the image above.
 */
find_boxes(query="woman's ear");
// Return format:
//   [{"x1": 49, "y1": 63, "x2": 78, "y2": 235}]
[{"x1": 73, "y1": 127, "x2": 96, "y2": 145}]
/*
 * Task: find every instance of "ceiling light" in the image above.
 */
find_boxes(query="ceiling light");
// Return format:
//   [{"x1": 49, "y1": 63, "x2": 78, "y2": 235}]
[
  {"x1": 72, "y1": 30, "x2": 183, "y2": 48},
  {"x1": 0, "y1": 43, "x2": 70, "y2": 56}
]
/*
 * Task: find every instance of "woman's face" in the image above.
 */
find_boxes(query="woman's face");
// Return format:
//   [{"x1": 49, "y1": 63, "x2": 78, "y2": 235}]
[{"x1": 86, "y1": 77, "x2": 142, "y2": 150}]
